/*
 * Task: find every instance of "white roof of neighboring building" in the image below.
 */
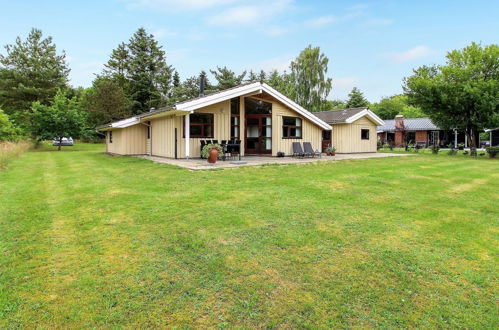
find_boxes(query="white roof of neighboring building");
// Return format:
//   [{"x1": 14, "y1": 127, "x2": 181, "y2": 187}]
[{"x1": 98, "y1": 82, "x2": 332, "y2": 131}]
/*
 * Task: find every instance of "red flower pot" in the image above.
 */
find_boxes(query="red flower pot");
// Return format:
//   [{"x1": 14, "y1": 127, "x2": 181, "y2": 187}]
[{"x1": 208, "y1": 148, "x2": 218, "y2": 163}]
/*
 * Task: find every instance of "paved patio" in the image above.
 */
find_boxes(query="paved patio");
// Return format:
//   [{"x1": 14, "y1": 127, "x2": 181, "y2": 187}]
[{"x1": 137, "y1": 153, "x2": 410, "y2": 170}]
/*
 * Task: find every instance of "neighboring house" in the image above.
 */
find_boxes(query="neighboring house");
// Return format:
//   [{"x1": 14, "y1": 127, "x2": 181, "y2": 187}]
[
  {"x1": 313, "y1": 107, "x2": 384, "y2": 153},
  {"x1": 377, "y1": 115, "x2": 476, "y2": 148},
  {"x1": 485, "y1": 128, "x2": 499, "y2": 146},
  {"x1": 98, "y1": 82, "x2": 331, "y2": 158}
]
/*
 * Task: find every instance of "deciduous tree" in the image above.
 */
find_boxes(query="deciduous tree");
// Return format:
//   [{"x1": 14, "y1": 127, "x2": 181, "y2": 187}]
[
  {"x1": 404, "y1": 42, "x2": 499, "y2": 156},
  {"x1": 31, "y1": 91, "x2": 86, "y2": 150},
  {"x1": 289, "y1": 45, "x2": 332, "y2": 112}
]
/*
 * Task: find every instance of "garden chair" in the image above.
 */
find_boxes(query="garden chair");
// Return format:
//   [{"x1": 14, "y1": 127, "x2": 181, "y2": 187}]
[
  {"x1": 292, "y1": 142, "x2": 305, "y2": 158},
  {"x1": 303, "y1": 142, "x2": 321, "y2": 158}
]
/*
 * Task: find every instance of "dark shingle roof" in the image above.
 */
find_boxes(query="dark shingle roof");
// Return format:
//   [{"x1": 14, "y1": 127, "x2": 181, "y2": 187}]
[
  {"x1": 313, "y1": 107, "x2": 367, "y2": 123},
  {"x1": 377, "y1": 117, "x2": 440, "y2": 132}
]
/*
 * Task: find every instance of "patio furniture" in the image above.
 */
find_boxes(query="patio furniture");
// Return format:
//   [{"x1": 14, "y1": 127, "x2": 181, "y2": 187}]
[
  {"x1": 303, "y1": 142, "x2": 321, "y2": 158},
  {"x1": 292, "y1": 142, "x2": 305, "y2": 158}
]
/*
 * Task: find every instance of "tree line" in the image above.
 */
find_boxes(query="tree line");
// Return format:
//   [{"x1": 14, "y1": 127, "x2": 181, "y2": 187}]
[{"x1": 0, "y1": 27, "x2": 497, "y2": 155}]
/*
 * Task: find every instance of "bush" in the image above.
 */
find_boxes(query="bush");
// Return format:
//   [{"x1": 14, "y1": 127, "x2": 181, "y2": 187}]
[
  {"x1": 447, "y1": 144, "x2": 457, "y2": 155},
  {"x1": 485, "y1": 146, "x2": 499, "y2": 158},
  {"x1": 0, "y1": 110, "x2": 22, "y2": 142},
  {"x1": 0, "y1": 141, "x2": 32, "y2": 170},
  {"x1": 201, "y1": 143, "x2": 224, "y2": 159},
  {"x1": 463, "y1": 150, "x2": 469, "y2": 155},
  {"x1": 430, "y1": 144, "x2": 440, "y2": 154}
]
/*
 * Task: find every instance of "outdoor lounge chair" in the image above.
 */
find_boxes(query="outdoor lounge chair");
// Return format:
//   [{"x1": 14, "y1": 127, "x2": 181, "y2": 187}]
[
  {"x1": 292, "y1": 142, "x2": 305, "y2": 158},
  {"x1": 303, "y1": 142, "x2": 321, "y2": 158}
]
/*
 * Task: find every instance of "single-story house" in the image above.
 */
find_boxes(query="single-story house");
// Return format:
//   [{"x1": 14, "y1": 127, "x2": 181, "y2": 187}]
[
  {"x1": 485, "y1": 128, "x2": 499, "y2": 146},
  {"x1": 313, "y1": 107, "x2": 384, "y2": 153},
  {"x1": 377, "y1": 115, "x2": 477, "y2": 148},
  {"x1": 97, "y1": 81, "x2": 331, "y2": 158}
]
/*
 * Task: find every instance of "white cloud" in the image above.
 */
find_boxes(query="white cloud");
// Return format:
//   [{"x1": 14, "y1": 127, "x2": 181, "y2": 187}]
[
  {"x1": 304, "y1": 15, "x2": 336, "y2": 28},
  {"x1": 206, "y1": 0, "x2": 292, "y2": 26},
  {"x1": 391, "y1": 46, "x2": 435, "y2": 62},
  {"x1": 125, "y1": 0, "x2": 239, "y2": 11}
]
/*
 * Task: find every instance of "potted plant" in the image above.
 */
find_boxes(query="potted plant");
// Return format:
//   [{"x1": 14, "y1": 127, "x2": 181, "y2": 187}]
[
  {"x1": 325, "y1": 145, "x2": 336, "y2": 156},
  {"x1": 201, "y1": 143, "x2": 224, "y2": 163}
]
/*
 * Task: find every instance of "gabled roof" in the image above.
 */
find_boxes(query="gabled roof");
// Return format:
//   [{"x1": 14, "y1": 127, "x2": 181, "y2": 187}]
[
  {"x1": 313, "y1": 107, "x2": 384, "y2": 126},
  {"x1": 377, "y1": 117, "x2": 440, "y2": 132},
  {"x1": 98, "y1": 82, "x2": 331, "y2": 131}
]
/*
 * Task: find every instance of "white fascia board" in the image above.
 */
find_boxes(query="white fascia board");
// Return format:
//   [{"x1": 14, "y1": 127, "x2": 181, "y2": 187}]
[
  {"x1": 176, "y1": 82, "x2": 262, "y2": 112},
  {"x1": 111, "y1": 117, "x2": 140, "y2": 128},
  {"x1": 345, "y1": 109, "x2": 385, "y2": 126},
  {"x1": 261, "y1": 83, "x2": 332, "y2": 130}
]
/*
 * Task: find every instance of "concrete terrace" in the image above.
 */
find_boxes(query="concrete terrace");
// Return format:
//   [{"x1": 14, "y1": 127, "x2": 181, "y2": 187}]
[{"x1": 137, "y1": 153, "x2": 410, "y2": 170}]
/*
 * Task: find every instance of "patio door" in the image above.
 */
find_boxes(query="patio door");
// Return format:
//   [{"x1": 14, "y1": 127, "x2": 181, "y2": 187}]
[{"x1": 245, "y1": 115, "x2": 272, "y2": 154}]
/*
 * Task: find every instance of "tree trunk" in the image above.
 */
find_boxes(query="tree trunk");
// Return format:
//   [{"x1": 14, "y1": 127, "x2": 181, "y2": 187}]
[
  {"x1": 58, "y1": 137, "x2": 62, "y2": 151},
  {"x1": 467, "y1": 127, "x2": 477, "y2": 157}
]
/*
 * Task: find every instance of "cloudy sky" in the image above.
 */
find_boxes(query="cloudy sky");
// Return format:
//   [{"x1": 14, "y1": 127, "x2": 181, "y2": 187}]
[{"x1": 1, "y1": 0, "x2": 498, "y2": 101}]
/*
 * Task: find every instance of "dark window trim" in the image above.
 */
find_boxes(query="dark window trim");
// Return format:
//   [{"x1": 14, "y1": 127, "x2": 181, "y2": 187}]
[
  {"x1": 183, "y1": 113, "x2": 214, "y2": 138},
  {"x1": 147, "y1": 121, "x2": 151, "y2": 139},
  {"x1": 282, "y1": 116, "x2": 303, "y2": 139},
  {"x1": 361, "y1": 128, "x2": 370, "y2": 140},
  {"x1": 109, "y1": 131, "x2": 113, "y2": 143}
]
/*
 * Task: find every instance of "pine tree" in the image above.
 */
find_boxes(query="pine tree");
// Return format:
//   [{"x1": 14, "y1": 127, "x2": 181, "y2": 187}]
[
  {"x1": 127, "y1": 28, "x2": 173, "y2": 114},
  {"x1": 210, "y1": 66, "x2": 246, "y2": 90},
  {"x1": 247, "y1": 70, "x2": 258, "y2": 82},
  {"x1": 345, "y1": 87, "x2": 369, "y2": 108},
  {"x1": 0, "y1": 28, "x2": 69, "y2": 122},
  {"x1": 171, "y1": 71, "x2": 214, "y2": 103},
  {"x1": 103, "y1": 42, "x2": 129, "y2": 90},
  {"x1": 172, "y1": 70, "x2": 181, "y2": 88}
]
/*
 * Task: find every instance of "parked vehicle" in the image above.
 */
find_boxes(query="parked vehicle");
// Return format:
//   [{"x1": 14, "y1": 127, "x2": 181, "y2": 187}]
[
  {"x1": 480, "y1": 140, "x2": 490, "y2": 147},
  {"x1": 52, "y1": 137, "x2": 74, "y2": 146}
]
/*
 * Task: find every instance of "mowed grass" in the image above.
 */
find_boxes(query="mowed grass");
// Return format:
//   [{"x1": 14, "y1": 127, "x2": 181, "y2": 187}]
[{"x1": 0, "y1": 144, "x2": 497, "y2": 328}]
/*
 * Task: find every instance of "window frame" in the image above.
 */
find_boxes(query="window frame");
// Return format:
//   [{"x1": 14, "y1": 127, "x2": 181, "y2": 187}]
[
  {"x1": 231, "y1": 97, "x2": 240, "y2": 139},
  {"x1": 184, "y1": 113, "x2": 214, "y2": 138},
  {"x1": 361, "y1": 128, "x2": 370, "y2": 140},
  {"x1": 282, "y1": 116, "x2": 303, "y2": 139},
  {"x1": 109, "y1": 131, "x2": 113, "y2": 143}
]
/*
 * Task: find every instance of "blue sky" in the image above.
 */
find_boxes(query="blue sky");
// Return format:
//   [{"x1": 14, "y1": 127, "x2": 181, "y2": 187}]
[{"x1": 0, "y1": 0, "x2": 498, "y2": 101}]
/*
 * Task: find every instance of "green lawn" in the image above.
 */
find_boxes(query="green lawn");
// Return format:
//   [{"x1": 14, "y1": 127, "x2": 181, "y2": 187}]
[{"x1": 1, "y1": 144, "x2": 497, "y2": 328}]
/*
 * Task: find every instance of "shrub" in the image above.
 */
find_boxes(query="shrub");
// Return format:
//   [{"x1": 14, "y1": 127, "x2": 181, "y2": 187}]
[
  {"x1": 463, "y1": 150, "x2": 469, "y2": 155},
  {"x1": 382, "y1": 143, "x2": 390, "y2": 149},
  {"x1": 430, "y1": 144, "x2": 440, "y2": 154},
  {"x1": 0, "y1": 110, "x2": 22, "y2": 142},
  {"x1": 485, "y1": 146, "x2": 499, "y2": 158},
  {"x1": 0, "y1": 141, "x2": 32, "y2": 170},
  {"x1": 201, "y1": 143, "x2": 224, "y2": 159},
  {"x1": 447, "y1": 144, "x2": 457, "y2": 155}
]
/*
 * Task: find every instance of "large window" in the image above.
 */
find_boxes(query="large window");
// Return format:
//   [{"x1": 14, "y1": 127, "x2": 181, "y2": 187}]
[
  {"x1": 282, "y1": 116, "x2": 302, "y2": 138},
  {"x1": 231, "y1": 98, "x2": 240, "y2": 139},
  {"x1": 187, "y1": 113, "x2": 214, "y2": 138},
  {"x1": 361, "y1": 129, "x2": 370, "y2": 140}
]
